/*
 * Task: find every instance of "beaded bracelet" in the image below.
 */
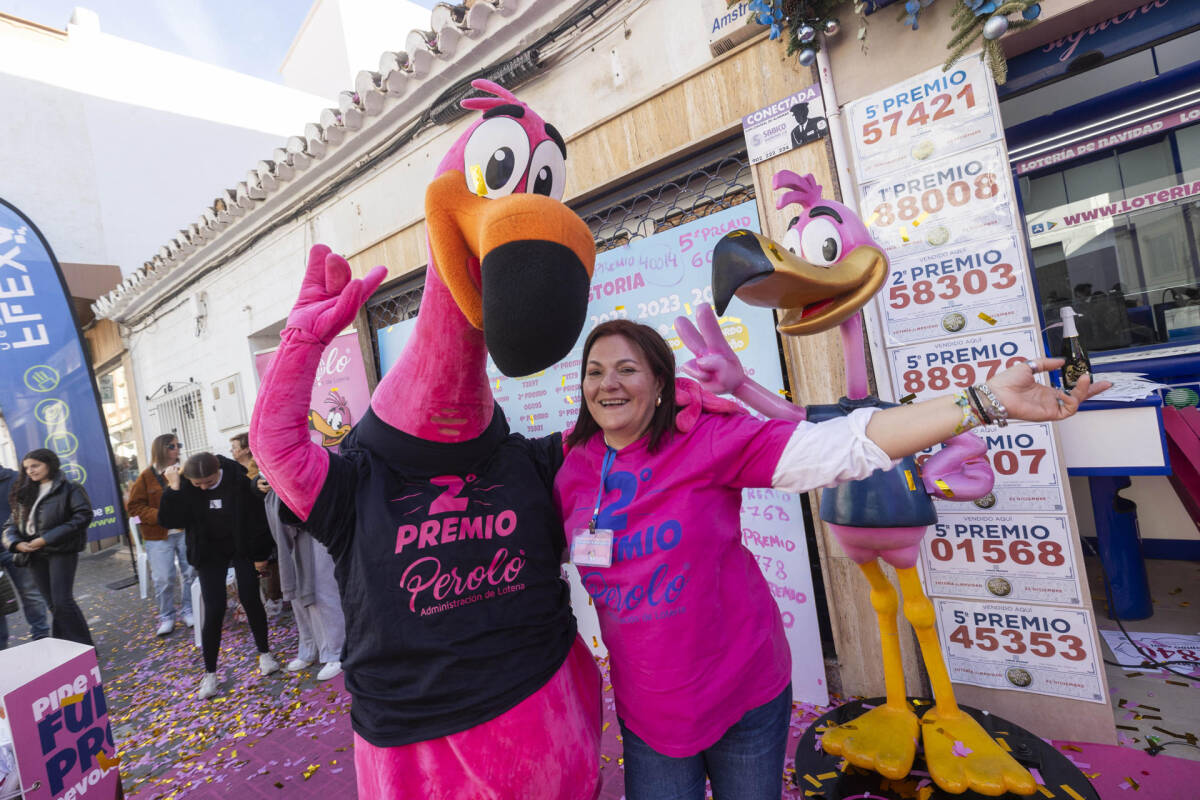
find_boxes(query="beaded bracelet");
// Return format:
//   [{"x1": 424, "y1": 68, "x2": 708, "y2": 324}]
[
  {"x1": 974, "y1": 383, "x2": 1009, "y2": 428},
  {"x1": 952, "y1": 390, "x2": 984, "y2": 435},
  {"x1": 966, "y1": 385, "x2": 993, "y2": 425}
]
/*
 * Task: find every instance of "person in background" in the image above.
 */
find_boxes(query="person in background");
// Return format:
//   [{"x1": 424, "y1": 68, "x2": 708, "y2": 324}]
[
  {"x1": 232, "y1": 432, "x2": 282, "y2": 615},
  {"x1": 260, "y1": 476, "x2": 345, "y2": 681},
  {"x1": 126, "y1": 434, "x2": 195, "y2": 636},
  {"x1": 0, "y1": 466, "x2": 51, "y2": 648},
  {"x1": 1, "y1": 449, "x2": 95, "y2": 646},
  {"x1": 230, "y1": 432, "x2": 259, "y2": 480},
  {"x1": 553, "y1": 320, "x2": 1105, "y2": 800},
  {"x1": 158, "y1": 452, "x2": 278, "y2": 699}
]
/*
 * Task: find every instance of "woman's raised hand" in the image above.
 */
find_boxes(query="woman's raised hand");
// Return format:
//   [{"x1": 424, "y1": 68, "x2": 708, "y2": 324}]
[
  {"x1": 287, "y1": 244, "x2": 387, "y2": 346},
  {"x1": 989, "y1": 358, "x2": 1111, "y2": 423},
  {"x1": 675, "y1": 303, "x2": 746, "y2": 395}
]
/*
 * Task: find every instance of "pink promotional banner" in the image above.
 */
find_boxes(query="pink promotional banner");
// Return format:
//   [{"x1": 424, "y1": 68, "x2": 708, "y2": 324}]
[
  {"x1": 253, "y1": 330, "x2": 371, "y2": 453},
  {"x1": 1, "y1": 640, "x2": 120, "y2": 800}
]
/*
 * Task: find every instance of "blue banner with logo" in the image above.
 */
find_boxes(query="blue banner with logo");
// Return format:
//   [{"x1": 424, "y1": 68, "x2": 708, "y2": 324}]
[{"x1": 0, "y1": 200, "x2": 125, "y2": 541}]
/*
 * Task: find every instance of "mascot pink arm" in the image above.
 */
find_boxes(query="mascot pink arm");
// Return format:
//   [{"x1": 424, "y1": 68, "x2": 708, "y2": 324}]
[
  {"x1": 675, "y1": 170, "x2": 1036, "y2": 797},
  {"x1": 250, "y1": 246, "x2": 385, "y2": 518}
]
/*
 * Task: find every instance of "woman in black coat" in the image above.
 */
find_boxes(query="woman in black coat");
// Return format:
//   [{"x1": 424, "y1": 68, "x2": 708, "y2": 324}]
[
  {"x1": 159, "y1": 452, "x2": 279, "y2": 699},
  {"x1": 1, "y1": 449, "x2": 95, "y2": 645}
]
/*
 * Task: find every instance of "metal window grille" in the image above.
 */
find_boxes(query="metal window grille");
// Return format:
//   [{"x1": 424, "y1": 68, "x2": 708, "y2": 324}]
[
  {"x1": 148, "y1": 382, "x2": 209, "y2": 458},
  {"x1": 576, "y1": 145, "x2": 756, "y2": 251}
]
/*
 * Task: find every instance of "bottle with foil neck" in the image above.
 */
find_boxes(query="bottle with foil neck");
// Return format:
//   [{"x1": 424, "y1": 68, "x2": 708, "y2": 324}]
[{"x1": 1059, "y1": 306, "x2": 1091, "y2": 390}]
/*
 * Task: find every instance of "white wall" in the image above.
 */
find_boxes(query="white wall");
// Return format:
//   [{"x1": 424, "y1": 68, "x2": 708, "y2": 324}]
[
  {"x1": 0, "y1": 12, "x2": 329, "y2": 274},
  {"x1": 280, "y1": 0, "x2": 432, "y2": 101}
]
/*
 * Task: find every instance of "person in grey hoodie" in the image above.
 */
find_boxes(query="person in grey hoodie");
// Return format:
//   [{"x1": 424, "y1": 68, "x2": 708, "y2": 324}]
[{"x1": 260, "y1": 477, "x2": 345, "y2": 681}]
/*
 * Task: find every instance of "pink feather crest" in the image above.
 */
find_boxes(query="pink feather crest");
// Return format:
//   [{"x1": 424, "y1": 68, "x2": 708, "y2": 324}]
[
  {"x1": 772, "y1": 169, "x2": 824, "y2": 212},
  {"x1": 460, "y1": 79, "x2": 521, "y2": 112}
]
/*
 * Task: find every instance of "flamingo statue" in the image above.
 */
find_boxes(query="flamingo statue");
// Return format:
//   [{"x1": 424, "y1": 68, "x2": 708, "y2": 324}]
[{"x1": 676, "y1": 170, "x2": 1037, "y2": 796}]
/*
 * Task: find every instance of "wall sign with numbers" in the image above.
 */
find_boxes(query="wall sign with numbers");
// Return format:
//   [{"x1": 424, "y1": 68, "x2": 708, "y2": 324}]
[
  {"x1": 848, "y1": 57, "x2": 1001, "y2": 184},
  {"x1": 920, "y1": 513, "x2": 1080, "y2": 605},
  {"x1": 917, "y1": 423, "x2": 1066, "y2": 513},
  {"x1": 858, "y1": 142, "x2": 1017, "y2": 258},
  {"x1": 884, "y1": 234, "x2": 1032, "y2": 346},
  {"x1": 935, "y1": 599, "x2": 1105, "y2": 704},
  {"x1": 847, "y1": 58, "x2": 1105, "y2": 706}
]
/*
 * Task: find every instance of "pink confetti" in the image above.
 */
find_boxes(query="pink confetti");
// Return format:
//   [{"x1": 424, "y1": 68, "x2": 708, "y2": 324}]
[
  {"x1": 1030, "y1": 767, "x2": 1045, "y2": 786},
  {"x1": 951, "y1": 740, "x2": 972, "y2": 757}
]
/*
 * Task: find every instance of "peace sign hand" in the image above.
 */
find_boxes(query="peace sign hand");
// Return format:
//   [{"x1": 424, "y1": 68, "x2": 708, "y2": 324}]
[{"x1": 674, "y1": 303, "x2": 746, "y2": 395}]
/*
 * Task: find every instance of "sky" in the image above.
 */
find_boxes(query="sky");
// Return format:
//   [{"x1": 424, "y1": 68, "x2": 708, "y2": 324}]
[{"x1": 1, "y1": 0, "x2": 438, "y2": 83}]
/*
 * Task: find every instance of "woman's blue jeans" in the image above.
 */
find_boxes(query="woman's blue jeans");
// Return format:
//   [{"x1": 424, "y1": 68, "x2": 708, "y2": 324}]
[{"x1": 618, "y1": 683, "x2": 792, "y2": 800}]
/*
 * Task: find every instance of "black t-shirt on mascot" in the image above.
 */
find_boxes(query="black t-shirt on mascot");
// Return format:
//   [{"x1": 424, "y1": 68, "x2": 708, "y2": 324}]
[{"x1": 297, "y1": 404, "x2": 576, "y2": 747}]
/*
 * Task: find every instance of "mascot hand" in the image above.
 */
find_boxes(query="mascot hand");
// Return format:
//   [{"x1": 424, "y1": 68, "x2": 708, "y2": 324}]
[
  {"x1": 287, "y1": 244, "x2": 387, "y2": 345},
  {"x1": 675, "y1": 303, "x2": 746, "y2": 395},
  {"x1": 921, "y1": 431, "x2": 995, "y2": 502}
]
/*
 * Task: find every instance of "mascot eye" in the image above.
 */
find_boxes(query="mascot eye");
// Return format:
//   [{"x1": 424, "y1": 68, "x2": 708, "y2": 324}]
[
  {"x1": 781, "y1": 226, "x2": 801, "y2": 256},
  {"x1": 800, "y1": 218, "x2": 842, "y2": 267},
  {"x1": 328, "y1": 411, "x2": 343, "y2": 429},
  {"x1": 526, "y1": 139, "x2": 566, "y2": 199},
  {"x1": 462, "y1": 117, "x2": 531, "y2": 199}
]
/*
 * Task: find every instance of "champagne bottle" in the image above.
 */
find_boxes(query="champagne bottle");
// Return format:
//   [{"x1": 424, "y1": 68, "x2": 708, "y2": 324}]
[{"x1": 1059, "y1": 306, "x2": 1091, "y2": 390}]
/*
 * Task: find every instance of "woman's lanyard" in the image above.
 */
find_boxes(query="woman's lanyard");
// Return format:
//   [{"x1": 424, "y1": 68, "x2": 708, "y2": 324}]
[
  {"x1": 572, "y1": 445, "x2": 617, "y2": 567},
  {"x1": 589, "y1": 446, "x2": 617, "y2": 533}
]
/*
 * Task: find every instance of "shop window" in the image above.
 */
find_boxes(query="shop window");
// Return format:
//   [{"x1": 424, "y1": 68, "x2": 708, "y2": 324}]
[
  {"x1": 1019, "y1": 124, "x2": 1200, "y2": 356},
  {"x1": 98, "y1": 364, "x2": 139, "y2": 492}
]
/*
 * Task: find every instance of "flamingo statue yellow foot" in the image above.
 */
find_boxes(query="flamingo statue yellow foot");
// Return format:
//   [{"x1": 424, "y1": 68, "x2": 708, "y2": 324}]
[{"x1": 680, "y1": 170, "x2": 1036, "y2": 797}]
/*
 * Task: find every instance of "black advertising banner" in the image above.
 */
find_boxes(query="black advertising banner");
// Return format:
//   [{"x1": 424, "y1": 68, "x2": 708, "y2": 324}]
[{"x1": 0, "y1": 200, "x2": 125, "y2": 540}]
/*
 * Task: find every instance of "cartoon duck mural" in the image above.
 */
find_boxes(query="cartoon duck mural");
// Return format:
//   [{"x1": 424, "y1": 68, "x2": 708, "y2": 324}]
[{"x1": 308, "y1": 389, "x2": 352, "y2": 448}]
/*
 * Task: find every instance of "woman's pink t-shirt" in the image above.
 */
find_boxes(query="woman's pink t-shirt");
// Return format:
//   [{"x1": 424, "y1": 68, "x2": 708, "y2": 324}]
[{"x1": 553, "y1": 411, "x2": 796, "y2": 757}]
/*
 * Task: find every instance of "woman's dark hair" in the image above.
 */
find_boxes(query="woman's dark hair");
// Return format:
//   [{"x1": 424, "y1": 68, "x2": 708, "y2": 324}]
[
  {"x1": 10, "y1": 449, "x2": 61, "y2": 510},
  {"x1": 182, "y1": 452, "x2": 220, "y2": 480},
  {"x1": 565, "y1": 320, "x2": 678, "y2": 453},
  {"x1": 150, "y1": 433, "x2": 179, "y2": 470}
]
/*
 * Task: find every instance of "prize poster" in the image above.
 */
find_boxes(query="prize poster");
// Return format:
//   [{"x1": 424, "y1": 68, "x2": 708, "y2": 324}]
[
  {"x1": 920, "y1": 513, "x2": 1080, "y2": 605},
  {"x1": 847, "y1": 57, "x2": 1002, "y2": 183},
  {"x1": 883, "y1": 234, "x2": 1032, "y2": 346},
  {"x1": 935, "y1": 599, "x2": 1106, "y2": 704}
]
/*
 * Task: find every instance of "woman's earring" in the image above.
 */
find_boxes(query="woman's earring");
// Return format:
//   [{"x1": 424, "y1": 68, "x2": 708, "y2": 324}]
[{"x1": 655, "y1": 395, "x2": 662, "y2": 407}]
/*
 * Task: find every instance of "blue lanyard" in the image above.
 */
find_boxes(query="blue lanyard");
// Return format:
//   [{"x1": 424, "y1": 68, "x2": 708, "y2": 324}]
[{"x1": 589, "y1": 446, "x2": 617, "y2": 533}]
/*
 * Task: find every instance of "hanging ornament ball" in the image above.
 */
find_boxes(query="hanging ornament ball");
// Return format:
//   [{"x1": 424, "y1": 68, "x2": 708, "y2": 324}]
[
  {"x1": 982, "y1": 14, "x2": 1009, "y2": 40},
  {"x1": 823, "y1": 18, "x2": 840, "y2": 36},
  {"x1": 798, "y1": 47, "x2": 817, "y2": 67},
  {"x1": 1023, "y1": 4, "x2": 1042, "y2": 20},
  {"x1": 799, "y1": 24, "x2": 816, "y2": 44}
]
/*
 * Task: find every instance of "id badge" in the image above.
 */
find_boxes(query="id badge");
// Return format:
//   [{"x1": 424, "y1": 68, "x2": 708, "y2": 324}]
[
  {"x1": 209, "y1": 498, "x2": 223, "y2": 510},
  {"x1": 571, "y1": 528, "x2": 613, "y2": 567}
]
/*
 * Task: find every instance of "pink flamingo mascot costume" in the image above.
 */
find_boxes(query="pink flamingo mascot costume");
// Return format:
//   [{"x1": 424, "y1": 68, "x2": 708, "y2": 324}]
[
  {"x1": 677, "y1": 171, "x2": 1037, "y2": 796},
  {"x1": 250, "y1": 80, "x2": 602, "y2": 799}
]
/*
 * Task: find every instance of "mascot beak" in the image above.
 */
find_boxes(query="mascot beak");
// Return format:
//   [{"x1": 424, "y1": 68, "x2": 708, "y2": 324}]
[
  {"x1": 425, "y1": 171, "x2": 596, "y2": 376},
  {"x1": 712, "y1": 230, "x2": 885, "y2": 336}
]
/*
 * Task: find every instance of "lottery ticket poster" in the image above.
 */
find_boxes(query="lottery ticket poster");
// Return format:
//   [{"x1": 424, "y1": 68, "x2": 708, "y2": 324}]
[
  {"x1": 919, "y1": 513, "x2": 1081, "y2": 605},
  {"x1": 496, "y1": 201, "x2": 829, "y2": 703},
  {"x1": 846, "y1": 59, "x2": 1106, "y2": 705},
  {"x1": 935, "y1": 599, "x2": 1106, "y2": 704}
]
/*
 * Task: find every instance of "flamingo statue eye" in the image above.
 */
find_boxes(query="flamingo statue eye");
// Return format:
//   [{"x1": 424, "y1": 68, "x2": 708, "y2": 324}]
[
  {"x1": 462, "y1": 117, "x2": 531, "y2": 199},
  {"x1": 782, "y1": 226, "x2": 802, "y2": 255},
  {"x1": 526, "y1": 139, "x2": 566, "y2": 200},
  {"x1": 800, "y1": 218, "x2": 842, "y2": 267}
]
